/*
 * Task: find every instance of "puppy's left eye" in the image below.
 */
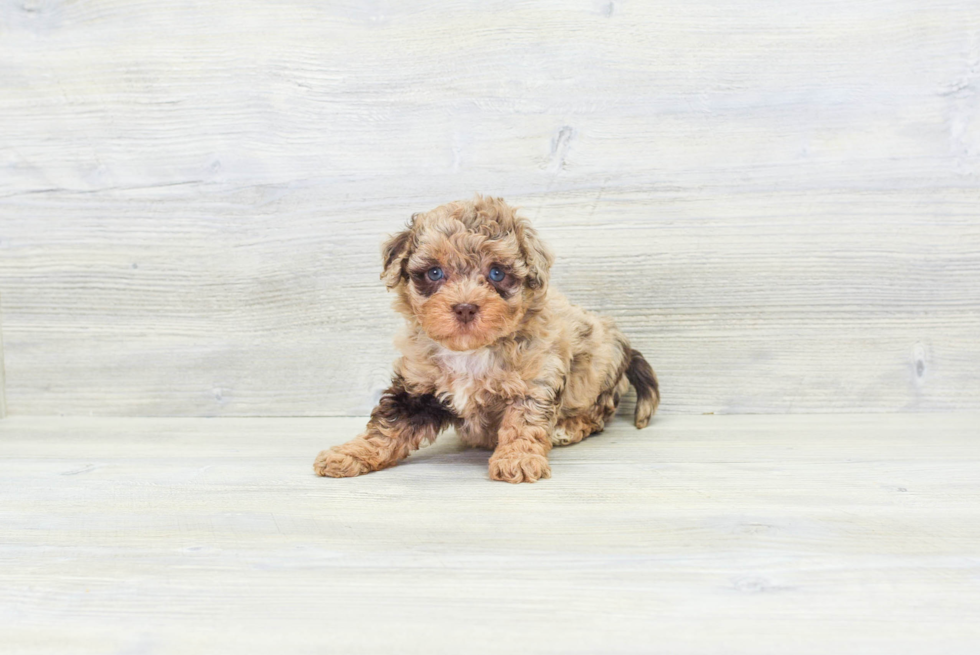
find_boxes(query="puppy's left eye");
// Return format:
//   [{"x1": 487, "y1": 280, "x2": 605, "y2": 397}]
[{"x1": 488, "y1": 266, "x2": 505, "y2": 282}]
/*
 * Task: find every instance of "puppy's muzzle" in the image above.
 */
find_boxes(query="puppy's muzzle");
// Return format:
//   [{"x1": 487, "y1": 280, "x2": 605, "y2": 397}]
[{"x1": 452, "y1": 303, "x2": 479, "y2": 325}]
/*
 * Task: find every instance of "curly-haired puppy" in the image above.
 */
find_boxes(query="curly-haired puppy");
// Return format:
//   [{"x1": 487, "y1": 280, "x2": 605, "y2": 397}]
[{"x1": 314, "y1": 196, "x2": 659, "y2": 483}]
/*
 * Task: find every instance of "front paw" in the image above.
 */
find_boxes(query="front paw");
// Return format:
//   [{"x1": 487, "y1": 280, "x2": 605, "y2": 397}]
[
  {"x1": 313, "y1": 448, "x2": 370, "y2": 478},
  {"x1": 488, "y1": 451, "x2": 551, "y2": 484}
]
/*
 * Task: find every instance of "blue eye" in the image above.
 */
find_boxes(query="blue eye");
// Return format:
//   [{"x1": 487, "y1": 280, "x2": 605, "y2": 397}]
[
  {"x1": 488, "y1": 266, "x2": 505, "y2": 282},
  {"x1": 426, "y1": 267, "x2": 444, "y2": 281}
]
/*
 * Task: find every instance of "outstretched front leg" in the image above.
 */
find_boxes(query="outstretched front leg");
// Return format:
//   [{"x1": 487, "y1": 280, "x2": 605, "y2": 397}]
[
  {"x1": 488, "y1": 393, "x2": 557, "y2": 484},
  {"x1": 314, "y1": 376, "x2": 456, "y2": 478}
]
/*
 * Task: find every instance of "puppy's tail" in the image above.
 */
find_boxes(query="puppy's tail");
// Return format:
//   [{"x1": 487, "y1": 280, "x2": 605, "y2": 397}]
[{"x1": 625, "y1": 348, "x2": 659, "y2": 429}]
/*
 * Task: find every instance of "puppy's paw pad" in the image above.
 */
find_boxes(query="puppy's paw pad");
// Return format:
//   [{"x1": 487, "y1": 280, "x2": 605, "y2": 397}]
[
  {"x1": 313, "y1": 449, "x2": 368, "y2": 478},
  {"x1": 488, "y1": 452, "x2": 551, "y2": 484}
]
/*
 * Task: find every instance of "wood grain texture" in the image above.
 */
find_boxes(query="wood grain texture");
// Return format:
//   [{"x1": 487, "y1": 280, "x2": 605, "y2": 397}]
[
  {"x1": 1, "y1": 1, "x2": 979, "y2": 416},
  {"x1": 0, "y1": 292, "x2": 6, "y2": 417},
  {"x1": 1, "y1": 413, "x2": 979, "y2": 654}
]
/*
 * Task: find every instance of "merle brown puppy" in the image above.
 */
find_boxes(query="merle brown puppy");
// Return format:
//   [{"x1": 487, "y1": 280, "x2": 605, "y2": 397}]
[{"x1": 314, "y1": 196, "x2": 659, "y2": 483}]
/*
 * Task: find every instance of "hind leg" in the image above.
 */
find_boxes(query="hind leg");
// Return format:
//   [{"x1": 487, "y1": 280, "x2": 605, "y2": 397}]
[
  {"x1": 552, "y1": 377, "x2": 628, "y2": 446},
  {"x1": 552, "y1": 414, "x2": 604, "y2": 446}
]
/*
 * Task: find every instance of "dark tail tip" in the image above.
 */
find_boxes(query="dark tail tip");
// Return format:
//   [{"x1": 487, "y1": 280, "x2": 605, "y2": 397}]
[{"x1": 625, "y1": 348, "x2": 660, "y2": 429}]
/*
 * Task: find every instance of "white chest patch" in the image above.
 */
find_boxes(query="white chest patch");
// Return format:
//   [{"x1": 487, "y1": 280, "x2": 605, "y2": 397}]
[{"x1": 434, "y1": 347, "x2": 497, "y2": 414}]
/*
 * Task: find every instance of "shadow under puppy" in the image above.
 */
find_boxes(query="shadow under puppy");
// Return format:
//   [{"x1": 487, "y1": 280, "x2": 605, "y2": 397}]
[{"x1": 314, "y1": 196, "x2": 659, "y2": 483}]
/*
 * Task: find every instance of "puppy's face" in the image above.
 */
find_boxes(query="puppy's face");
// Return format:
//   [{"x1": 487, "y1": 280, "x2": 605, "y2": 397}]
[
  {"x1": 381, "y1": 197, "x2": 553, "y2": 352},
  {"x1": 404, "y1": 230, "x2": 526, "y2": 352}
]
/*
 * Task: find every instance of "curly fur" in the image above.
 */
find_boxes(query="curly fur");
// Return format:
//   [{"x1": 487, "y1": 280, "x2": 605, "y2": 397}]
[{"x1": 314, "y1": 195, "x2": 659, "y2": 483}]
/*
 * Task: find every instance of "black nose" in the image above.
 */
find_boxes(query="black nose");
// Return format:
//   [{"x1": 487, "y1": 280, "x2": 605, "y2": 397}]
[{"x1": 453, "y1": 303, "x2": 479, "y2": 324}]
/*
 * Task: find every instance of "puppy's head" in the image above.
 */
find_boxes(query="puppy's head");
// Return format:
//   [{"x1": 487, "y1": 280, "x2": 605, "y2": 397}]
[{"x1": 381, "y1": 196, "x2": 553, "y2": 351}]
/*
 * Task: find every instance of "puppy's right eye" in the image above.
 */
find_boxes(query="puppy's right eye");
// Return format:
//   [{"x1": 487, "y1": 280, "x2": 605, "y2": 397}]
[{"x1": 426, "y1": 267, "x2": 444, "y2": 281}]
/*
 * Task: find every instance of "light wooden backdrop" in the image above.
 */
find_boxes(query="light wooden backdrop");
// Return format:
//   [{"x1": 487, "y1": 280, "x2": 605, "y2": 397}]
[{"x1": 1, "y1": 1, "x2": 978, "y2": 417}]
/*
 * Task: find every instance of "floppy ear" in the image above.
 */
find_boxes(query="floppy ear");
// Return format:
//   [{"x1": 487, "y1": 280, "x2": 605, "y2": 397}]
[
  {"x1": 380, "y1": 218, "x2": 416, "y2": 289},
  {"x1": 516, "y1": 220, "x2": 554, "y2": 290}
]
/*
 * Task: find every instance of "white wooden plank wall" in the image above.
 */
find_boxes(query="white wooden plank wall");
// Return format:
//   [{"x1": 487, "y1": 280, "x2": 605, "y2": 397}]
[{"x1": 1, "y1": 1, "x2": 978, "y2": 416}]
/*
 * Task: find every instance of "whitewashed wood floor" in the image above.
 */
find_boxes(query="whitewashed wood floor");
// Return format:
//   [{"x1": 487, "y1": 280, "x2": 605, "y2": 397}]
[{"x1": 1, "y1": 414, "x2": 978, "y2": 654}]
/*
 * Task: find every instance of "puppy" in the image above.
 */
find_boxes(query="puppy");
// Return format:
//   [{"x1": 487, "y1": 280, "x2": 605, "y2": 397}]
[{"x1": 314, "y1": 196, "x2": 659, "y2": 483}]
